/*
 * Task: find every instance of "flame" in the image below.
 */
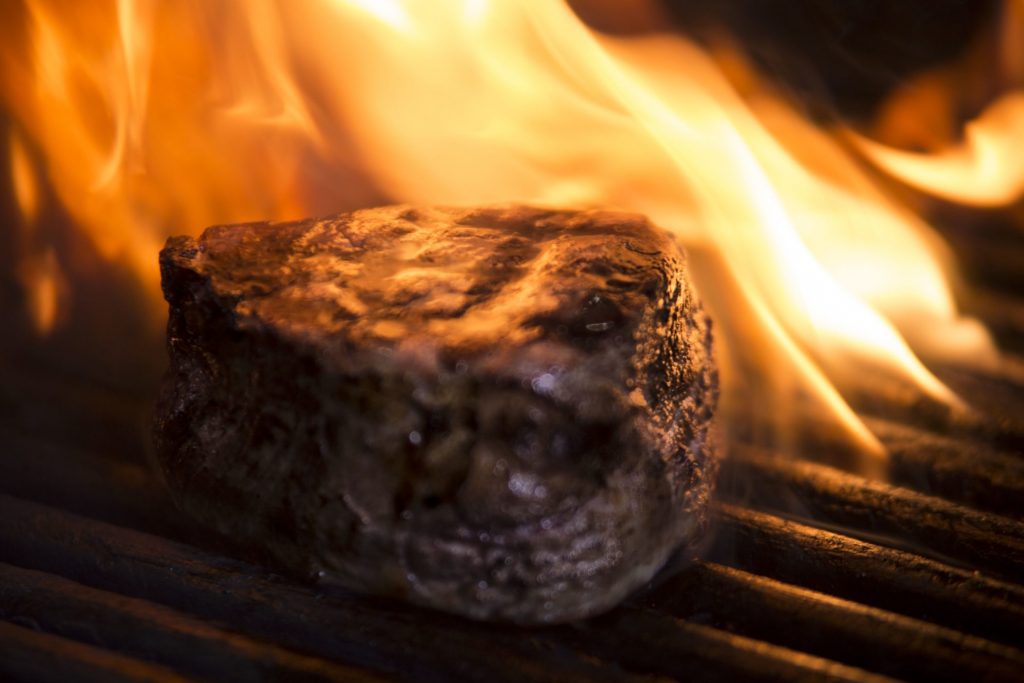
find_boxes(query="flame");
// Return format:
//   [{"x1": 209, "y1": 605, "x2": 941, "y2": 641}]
[
  {"x1": 1, "y1": 0, "x2": 1008, "y2": 452},
  {"x1": 849, "y1": 0, "x2": 1024, "y2": 207},
  {"x1": 9, "y1": 126, "x2": 67, "y2": 332},
  {"x1": 851, "y1": 92, "x2": 1024, "y2": 207},
  {"x1": 10, "y1": 128, "x2": 39, "y2": 223}
]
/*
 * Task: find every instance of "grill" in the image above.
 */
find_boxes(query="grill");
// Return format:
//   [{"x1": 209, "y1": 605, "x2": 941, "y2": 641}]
[
  {"x1": 2, "y1": 4, "x2": 1023, "y2": 678},
  {"x1": 1, "y1": 265, "x2": 1023, "y2": 683}
]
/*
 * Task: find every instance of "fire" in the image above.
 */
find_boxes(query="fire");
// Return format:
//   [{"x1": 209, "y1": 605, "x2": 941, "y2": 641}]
[
  {"x1": 9, "y1": 125, "x2": 67, "y2": 331},
  {"x1": 851, "y1": 91, "x2": 1024, "y2": 207},
  {"x1": 1, "y1": 0, "x2": 1010, "y2": 453},
  {"x1": 847, "y1": 0, "x2": 1024, "y2": 207}
]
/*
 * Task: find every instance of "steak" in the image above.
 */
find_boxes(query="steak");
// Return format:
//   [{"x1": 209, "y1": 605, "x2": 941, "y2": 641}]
[{"x1": 154, "y1": 204, "x2": 718, "y2": 623}]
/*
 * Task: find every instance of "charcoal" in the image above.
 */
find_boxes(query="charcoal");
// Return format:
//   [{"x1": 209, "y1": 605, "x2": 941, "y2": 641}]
[{"x1": 154, "y1": 204, "x2": 718, "y2": 623}]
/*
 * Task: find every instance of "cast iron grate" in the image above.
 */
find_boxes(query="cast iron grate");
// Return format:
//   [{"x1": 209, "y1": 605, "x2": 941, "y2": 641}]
[{"x1": 1, "y1": 291, "x2": 1023, "y2": 682}]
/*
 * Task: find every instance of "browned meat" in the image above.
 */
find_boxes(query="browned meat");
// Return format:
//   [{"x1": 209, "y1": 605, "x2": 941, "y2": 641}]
[{"x1": 154, "y1": 204, "x2": 718, "y2": 623}]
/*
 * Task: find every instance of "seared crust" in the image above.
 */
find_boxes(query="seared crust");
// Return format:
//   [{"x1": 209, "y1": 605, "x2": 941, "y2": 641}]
[{"x1": 154, "y1": 204, "x2": 718, "y2": 623}]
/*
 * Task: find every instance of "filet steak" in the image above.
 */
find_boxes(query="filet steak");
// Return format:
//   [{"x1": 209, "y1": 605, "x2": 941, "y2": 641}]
[{"x1": 154, "y1": 204, "x2": 718, "y2": 623}]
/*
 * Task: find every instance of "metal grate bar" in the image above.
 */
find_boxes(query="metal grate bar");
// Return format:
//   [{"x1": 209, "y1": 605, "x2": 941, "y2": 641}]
[
  {"x1": 713, "y1": 504, "x2": 1024, "y2": 647},
  {"x1": 637, "y1": 562, "x2": 1024, "y2": 683},
  {"x1": 868, "y1": 416, "x2": 1024, "y2": 518},
  {"x1": 2, "y1": 323, "x2": 1024, "y2": 681},
  {"x1": 552, "y1": 606, "x2": 896, "y2": 683},
  {"x1": 0, "y1": 561, "x2": 387, "y2": 683},
  {"x1": 722, "y1": 448, "x2": 1024, "y2": 578},
  {"x1": 0, "y1": 620, "x2": 195, "y2": 683},
  {"x1": 0, "y1": 494, "x2": 671, "y2": 683},
  {"x1": 0, "y1": 491, "x2": 903, "y2": 682}
]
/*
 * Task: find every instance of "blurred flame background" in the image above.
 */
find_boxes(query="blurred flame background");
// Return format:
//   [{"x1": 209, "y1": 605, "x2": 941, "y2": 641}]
[{"x1": 1, "y1": 0, "x2": 1022, "y2": 456}]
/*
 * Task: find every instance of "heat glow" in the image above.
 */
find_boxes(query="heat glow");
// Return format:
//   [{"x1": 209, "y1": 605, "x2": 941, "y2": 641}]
[{"x1": 1, "y1": 0, "x2": 1012, "y2": 453}]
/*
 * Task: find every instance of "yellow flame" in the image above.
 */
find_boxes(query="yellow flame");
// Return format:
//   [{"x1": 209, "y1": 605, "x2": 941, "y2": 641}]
[
  {"x1": 848, "y1": 0, "x2": 1024, "y2": 207},
  {"x1": 1, "y1": 0, "x2": 1005, "y2": 452},
  {"x1": 850, "y1": 92, "x2": 1024, "y2": 207},
  {"x1": 340, "y1": 0, "x2": 414, "y2": 33},
  {"x1": 94, "y1": 0, "x2": 156, "y2": 188}
]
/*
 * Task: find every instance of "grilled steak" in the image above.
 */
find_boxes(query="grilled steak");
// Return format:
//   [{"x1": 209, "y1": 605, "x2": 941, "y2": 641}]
[{"x1": 154, "y1": 204, "x2": 718, "y2": 623}]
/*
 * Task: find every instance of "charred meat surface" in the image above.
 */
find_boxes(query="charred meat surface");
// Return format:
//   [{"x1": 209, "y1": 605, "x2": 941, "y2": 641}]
[{"x1": 154, "y1": 205, "x2": 718, "y2": 623}]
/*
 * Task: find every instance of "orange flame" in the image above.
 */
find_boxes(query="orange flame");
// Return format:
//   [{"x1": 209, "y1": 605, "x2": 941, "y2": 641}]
[
  {"x1": 849, "y1": 0, "x2": 1024, "y2": 207},
  {"x1": 9, "y1": 126, "x2": 67, "y2": 331},
  {"x1": 0, "y1": 0, "x2": 1007, "y2": 453},
  {"x1": 10, "y1": 128, "x2": 39, "y2": 223},
  {"x1": 851, "y1": 92, "x2": 1024, "y2": 206}
]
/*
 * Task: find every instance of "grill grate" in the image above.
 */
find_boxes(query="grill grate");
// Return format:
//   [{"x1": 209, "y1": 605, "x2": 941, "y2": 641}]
[{"x1": 1, "y1": 306, "x2": 1023, "y2": 682}]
